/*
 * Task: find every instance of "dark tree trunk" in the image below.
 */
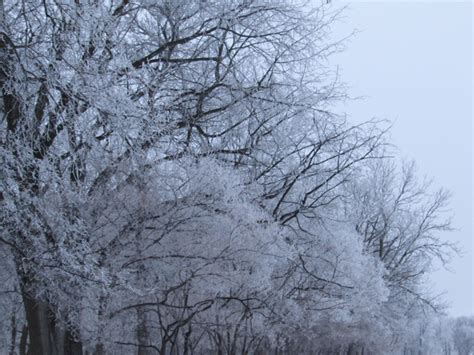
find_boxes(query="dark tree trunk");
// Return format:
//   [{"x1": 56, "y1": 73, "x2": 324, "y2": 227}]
[
  {"x1": 9, "y1": 311, "x2": 17, "y2": 355},
  {"x1": 22, "y1": 288, "x2": 83, "y2": 355},
  {"x1": 64, "y1": 329, "x2": 83, "y2": 355},
  {"x1": 93, "y1": 343, "x2": 105, "y2": 355},
  {"x1": 22, "y1": 291, "x2": 56, "y2": 355},
  {"x1": 137, "y1": 306, "x2": 153, "y2": 355},
  {"x1": 19, "y1": 325, "x2": 28, "y2": 355},
  {"x1": 183, "y1": 324, "x2": 192, "y2": 355}
]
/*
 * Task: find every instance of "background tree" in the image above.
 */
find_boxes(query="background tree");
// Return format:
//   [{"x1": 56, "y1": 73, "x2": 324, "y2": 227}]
[
  {"x1": 342, "y1": 158, "x2": 455, "y2": 352},
  {"x1": 452, "y1": 316, "x2": 474, "y2": 355}
]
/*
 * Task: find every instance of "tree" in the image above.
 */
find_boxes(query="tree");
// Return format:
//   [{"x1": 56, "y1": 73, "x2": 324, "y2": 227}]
[
  {"x1": 452, "y1": 316, "x2": 474, "y2": 355},
  {"x1": 343, "y1": 158, "x2": 455, "y2": 352}
]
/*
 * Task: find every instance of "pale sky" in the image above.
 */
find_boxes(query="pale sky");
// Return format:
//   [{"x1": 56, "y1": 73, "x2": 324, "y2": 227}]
[{"x1": 331, "y1": 1, "x2": 473, "y2": 317}]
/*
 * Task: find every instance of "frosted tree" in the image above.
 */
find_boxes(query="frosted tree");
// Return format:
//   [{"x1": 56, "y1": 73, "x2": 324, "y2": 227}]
[
  {"x1": 452, "y1": 316, "x2": 474, "y2": 355},
  {"x1": 342, "y1": 159, "x2": 455, "y2": 352}
]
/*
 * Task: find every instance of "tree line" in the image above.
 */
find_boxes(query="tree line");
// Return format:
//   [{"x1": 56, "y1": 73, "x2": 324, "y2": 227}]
[{"x1": 0, "y1": 0, "x2": 460, "y2": 354}]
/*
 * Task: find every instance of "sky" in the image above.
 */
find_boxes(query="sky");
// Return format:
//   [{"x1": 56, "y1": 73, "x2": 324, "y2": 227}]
[{"x1": 330, "y1": 1, "x2": 473, "y2": 317}]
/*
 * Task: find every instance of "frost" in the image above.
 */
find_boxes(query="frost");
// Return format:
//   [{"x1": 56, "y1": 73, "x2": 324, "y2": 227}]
[{"x1": 0, "y1": 0, "x2": 456, "y2": 354}]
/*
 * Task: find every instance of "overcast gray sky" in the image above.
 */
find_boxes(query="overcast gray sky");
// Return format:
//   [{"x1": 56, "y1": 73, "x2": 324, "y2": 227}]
[{"x1": 331, "y1": 1, "x2": 473, "y2": 317}]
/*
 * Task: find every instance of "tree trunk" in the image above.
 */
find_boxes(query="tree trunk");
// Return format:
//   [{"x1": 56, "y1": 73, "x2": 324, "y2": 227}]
[
  {"x1": 63, "y1": 329, "x2": 83, "y2": 355},
  {"x1": 93, "y1": 292, "x2": 107, "y2": 355},
  {"x1": 183, "y1": 324, "x2": 192, "y2": 355},
  {"x1": 136, "y1": 302, "x2": 153, "y2": 355},
  {"x1": 9, "y1": 311, "x2": 17, "y2": 355},
  {"x1": 22, "y1": 291, "x2": 56, "y2": 355},
  {"x1": 19, "y1": 325, "x2": 28, "y2": 355},
  {"x1": 22, "y1": 289, "x2": 83, "y2": 355}
]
